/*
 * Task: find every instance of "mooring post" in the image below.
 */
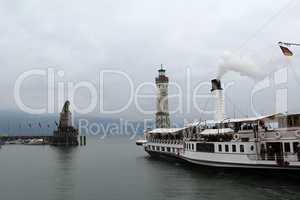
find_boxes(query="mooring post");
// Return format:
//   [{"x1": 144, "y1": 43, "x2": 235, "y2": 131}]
[
  {"x1": 83, "y1": 136, "x2": 86, "y2": 146},
  {"x1": 80, "y1": 136, "x2": 83, "y2": 146}
]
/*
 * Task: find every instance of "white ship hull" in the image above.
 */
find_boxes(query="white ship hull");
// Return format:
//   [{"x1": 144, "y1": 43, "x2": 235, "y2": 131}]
[{"x1": 144, "y1": 140, "x2": 300, "y2": 170}]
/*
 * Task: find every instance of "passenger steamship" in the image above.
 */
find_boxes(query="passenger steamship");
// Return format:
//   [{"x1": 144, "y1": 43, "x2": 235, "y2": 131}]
[{"x1": 138, "y1": 68, "x2": 300, "y2": 170}]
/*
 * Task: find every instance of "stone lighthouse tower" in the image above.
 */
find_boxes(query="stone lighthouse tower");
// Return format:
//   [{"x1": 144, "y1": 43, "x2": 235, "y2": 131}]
[{"x1": 155, "y1": 65, "x2": 170, "y2": 128}]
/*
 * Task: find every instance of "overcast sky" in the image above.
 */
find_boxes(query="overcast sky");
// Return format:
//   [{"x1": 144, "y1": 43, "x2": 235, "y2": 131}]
[{"x1": 0, "y1": 0, "x2": 300, "y2": 121}]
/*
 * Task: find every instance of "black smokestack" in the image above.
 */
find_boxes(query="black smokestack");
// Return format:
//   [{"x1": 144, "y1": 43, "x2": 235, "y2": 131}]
[{"x1": 211, "y1": 79, "x2": 222, "y2": 92}]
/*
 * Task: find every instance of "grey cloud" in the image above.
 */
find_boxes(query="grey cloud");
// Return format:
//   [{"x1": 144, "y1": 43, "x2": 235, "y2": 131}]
[{"x1": 0, "y1": 0, "x2": 299, "y2": 120}]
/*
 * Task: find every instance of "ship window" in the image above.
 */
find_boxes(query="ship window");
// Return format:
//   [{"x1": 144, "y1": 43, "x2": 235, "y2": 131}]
[
  {"x1": 156, "y1": 146, "x2": 160, "y2": 151},
  {"x1": 161, "y1": 147, "x2": 165, "y2": 151},
  {"x1": 218, "y1": 144, "x2": 222, "y2": 152},
  {"x1": 284, "y1": 142, "x2": 291, "y2": 152},
  {"x1": 225, "y1": 144, "x2": 229, "y2": 152},
  {"x1": 196, "y1": 143, "x2": 215, "y2": 153},
  {"x1": 240, "y1": 145, "x2": 245, "y2": 152},
  {"x1": 167, "y1": 147, "x2": 171, "y2": 152},
  {"x1": 192, "y1": 143, "x2": 194, "y2": 151},
  {"x1": 241, "y1": 138, "x2": 249, "y2": 142},
  {"x1": 152, "y1": 146, "x2": 155, "y2": 150},
  {"x1": 172, "y1": 147, "x2": 175, "y2": 152},
  {"x1": 293, "y1": 142, "x2": 299, "y2": 153},
  {"x1": 250, "y1": 145, "x2": 254, "y2": 151},
  {"x1": 232, "y1": 145, "x2": 236, "y2": 152}
]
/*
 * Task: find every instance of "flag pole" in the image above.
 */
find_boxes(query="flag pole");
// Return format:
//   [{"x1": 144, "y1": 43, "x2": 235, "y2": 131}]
[{"x1": 278, "y1": 41, "x2": 300, "y2": 46}]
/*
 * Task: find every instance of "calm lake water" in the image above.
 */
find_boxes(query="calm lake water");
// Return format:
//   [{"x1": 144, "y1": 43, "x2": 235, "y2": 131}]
[{"x1": 0, "y1": 137, "x2": 299, "y2": 200}]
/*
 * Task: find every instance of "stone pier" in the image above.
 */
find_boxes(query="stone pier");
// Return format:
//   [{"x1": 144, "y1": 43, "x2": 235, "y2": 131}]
[{"x1": 52, "y1": 101, "x2": 79, "y2": 146}]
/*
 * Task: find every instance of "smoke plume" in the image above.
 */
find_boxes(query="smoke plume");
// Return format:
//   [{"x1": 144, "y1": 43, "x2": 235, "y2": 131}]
[{"x1": 218, "y1": 51, "x2": 270, "y2": 80}]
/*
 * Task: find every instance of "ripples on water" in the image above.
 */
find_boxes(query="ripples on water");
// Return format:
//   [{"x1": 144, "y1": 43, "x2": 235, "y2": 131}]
[{"x1": 0, "y1": 137, "x2": 299, "y2": 200}]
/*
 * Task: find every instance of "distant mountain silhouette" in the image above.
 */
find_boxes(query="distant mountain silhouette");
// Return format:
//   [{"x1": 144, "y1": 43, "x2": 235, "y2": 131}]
[{"x1": 0, "y1": 110, "x2": 152, "y2": 137}]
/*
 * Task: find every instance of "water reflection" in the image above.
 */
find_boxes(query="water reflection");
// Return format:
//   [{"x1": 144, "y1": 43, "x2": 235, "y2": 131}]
[
  {"x1": 0, "y1": 138, "x2": 299, "y2": 200},
  {"x1": 143, "y1": 156, "x2": 300, "y2": 200},
  {"x1": 50, "y1": 147, "x2": 79, "y2": 200}
]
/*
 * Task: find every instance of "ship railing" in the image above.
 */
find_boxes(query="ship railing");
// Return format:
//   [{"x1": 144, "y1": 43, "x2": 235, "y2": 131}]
[{"x1": 148, "y1": 139, "x2": 183, "y2": 145}]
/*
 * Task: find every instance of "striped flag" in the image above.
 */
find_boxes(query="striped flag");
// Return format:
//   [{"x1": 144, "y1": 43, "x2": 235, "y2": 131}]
[{"x1": 279, "y1": 45, "x2": 293, "y2": 56}]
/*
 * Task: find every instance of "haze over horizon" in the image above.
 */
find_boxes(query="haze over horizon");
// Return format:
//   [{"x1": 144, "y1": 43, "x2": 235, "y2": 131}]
[{"x1": 1, "y1": 0, "x2": 300, "y2": 121}]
